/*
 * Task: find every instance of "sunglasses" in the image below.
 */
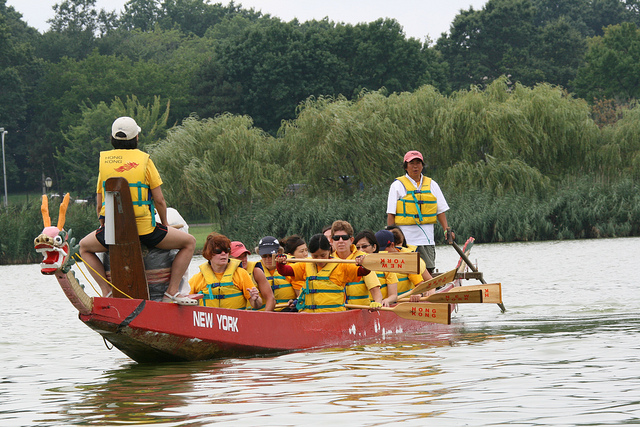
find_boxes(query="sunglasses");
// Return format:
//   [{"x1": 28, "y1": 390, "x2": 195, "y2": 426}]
[
  {"x1": 332, "y1": 235, "x2": 351, "y2": 241},
  {"x1": 213, "y1": 247, "x2": 231, "y2": 254},
  {"x1": 356, "y1": 244, "x2": 371, "y2": 250}
]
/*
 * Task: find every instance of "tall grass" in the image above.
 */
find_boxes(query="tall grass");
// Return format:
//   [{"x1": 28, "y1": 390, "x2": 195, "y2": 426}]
[
  {"x1": 221, "y1": 176, "x2": 640, "y2": 249},
  {"x1": 448, "y1": 176, "x2": 640, "y2": 242}
]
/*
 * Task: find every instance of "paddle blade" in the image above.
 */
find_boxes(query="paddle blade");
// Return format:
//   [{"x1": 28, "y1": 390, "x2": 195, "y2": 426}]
[
  {"x1": 425, "y1": 289, "x2": 483, "y2": 303},
  {"x1": 391, "y1": 303, "x2": 451, "y2": 324},
  {"x1": 406, "y1": 267, "x2": 458, "y2": 297},
  {"x1": 454, "y1": 283, "x2": 502, "y2": 304},
  {"x1": 361, "y1": 252, "x2": 420, "y2": 274},
  {"x1": 455, "y1": 237, "x2": 475, "y2": 269}
]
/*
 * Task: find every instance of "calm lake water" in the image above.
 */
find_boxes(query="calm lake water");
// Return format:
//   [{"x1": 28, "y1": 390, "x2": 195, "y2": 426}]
[{"x1": 1, "y1": 237, "x2": 639, "y2": 426}]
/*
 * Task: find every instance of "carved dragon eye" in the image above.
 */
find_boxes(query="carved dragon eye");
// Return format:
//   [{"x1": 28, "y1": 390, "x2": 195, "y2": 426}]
[{"x1": 54, "y1": 235, "x2": 63, "y2": 245}]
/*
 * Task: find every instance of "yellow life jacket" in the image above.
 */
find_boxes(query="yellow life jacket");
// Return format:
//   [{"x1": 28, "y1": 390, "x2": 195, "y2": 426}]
[
  {"x1": 297, "y1": 262, "x2": 345, "y2": 313},
  {"x1": 396, "y1": 271, "x2": 415, "y2": 297},
  {"x1": 99, "y1": 149, "x2": 155, "y2": 227},
  {"x1": 394, "y1": 175, "x2": 437, "y2": 225},
  {"x1": 395, "y1": 247, "x2": 427, "y2": 297},
  {"x1": 198, "y1": 258, "x2": 247, "y2": 309},
  {"x1": 261, "y1": 263, "x2": 296, "y2": 304},
  {"x1": 337, "y1": 247, "x2": 372, "y2": 305}
]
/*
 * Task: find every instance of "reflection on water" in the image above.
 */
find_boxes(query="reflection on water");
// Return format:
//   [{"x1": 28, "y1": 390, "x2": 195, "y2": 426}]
[
  {"x1": 52, "y1": 363, "x2": 203, "y2": 426},
  {"x1": 2, "y1": 238, "x2": 640, "y2": 426}
]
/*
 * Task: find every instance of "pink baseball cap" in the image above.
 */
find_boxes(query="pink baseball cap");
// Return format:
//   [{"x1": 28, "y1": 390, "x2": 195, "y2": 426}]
[
  {"x1": 230, "y1": 241, "x2": 250, "y2": 258},
  {"x1": 403, "y1": 150, "x2": 423, "y2": 163}
]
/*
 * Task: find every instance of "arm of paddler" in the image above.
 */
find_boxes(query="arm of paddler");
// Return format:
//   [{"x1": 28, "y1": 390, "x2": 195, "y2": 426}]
[
  {"x1": 407, "y1": 267, "x2": 427, "y2": 302},
  {"x1": 353, "y1": 255, "x2": 371, "y2": 276},
  {"x1": 276, "y1": 258, "x2": 295, "y2": 276},
  {"x1": 188, "y1": 272, "x2": 205, "y2": 295},
  {"x1": 363, "y1": 270, "x2": 381, "y2": 288},
  {"x1": 252, "y1": 266, "x2": 275, "y2": 311},
  {"x1": 382, "y1": 272, "x2": 399, "y2": 306},
  {"x1": 363, "y1": 270, "x2": 382, "y2": 305},
  {"x1": 369, "y1": 286, "x2": 383, "y2": 306},
  {"x1": 291, "y1": 279, "x2": 303, "y2": 297},
  {"x1": 235, "y1": 269, "x2": 262, "y2": 310}
]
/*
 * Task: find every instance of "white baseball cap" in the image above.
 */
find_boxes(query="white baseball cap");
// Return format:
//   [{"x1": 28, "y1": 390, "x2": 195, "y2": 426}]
[{"x1": 111, "y1": 117, "x2": 141, "y2": 140}]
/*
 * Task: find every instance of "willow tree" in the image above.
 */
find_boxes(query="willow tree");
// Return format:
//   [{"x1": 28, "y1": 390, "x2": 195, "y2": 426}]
[
  {"x1": 445, "y1": 157, "x2": 550, "y2": 196},
  {"x1": 280, "y1": 94, "x2": 402, "y2": 194},
  {"x1": 598, "y1": 103, "x2": 640, "y2": 179},
  {"x1": 150, "y1": 114, "x2": 286, "y2": 222},
  {"x1": 426, "y1": 78, "x2": 599, "y2": 197}
]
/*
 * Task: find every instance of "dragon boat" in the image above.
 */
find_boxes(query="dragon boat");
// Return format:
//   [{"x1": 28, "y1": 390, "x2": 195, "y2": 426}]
[{"x1": 34, "y1": 177, "x2": 502, "y2": 364}]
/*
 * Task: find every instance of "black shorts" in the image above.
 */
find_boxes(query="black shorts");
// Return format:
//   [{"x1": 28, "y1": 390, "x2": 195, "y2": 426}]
[{"x1": 95, "y1": 223, "x2": 168, "y2": 249}]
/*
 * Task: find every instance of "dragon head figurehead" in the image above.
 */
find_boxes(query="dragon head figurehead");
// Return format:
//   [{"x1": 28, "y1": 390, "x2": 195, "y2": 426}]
[{"x1": 34, "y1": 194, "x2": 75, "y2": 274}]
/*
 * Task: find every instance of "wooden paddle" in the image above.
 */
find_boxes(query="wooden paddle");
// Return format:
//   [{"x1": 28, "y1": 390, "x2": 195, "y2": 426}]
[
  {"x1": 451, "y1": 283, "x2": 502, "y2": 304},
  {"x1": 451, "y1": 240, "x2": 506, "y2": 313},
  {"x1": 399, "y1": 267, "x2": 458, "y2": 298},
  {"x1": 288, "y1": 252, "x2": 420, "y2": 274},
  {"x1": 400, "y1": 288, "x2": 484, "y2": 304},
  {"x1": 346, "y1": 302, "x2": 451, "y2": 325}
]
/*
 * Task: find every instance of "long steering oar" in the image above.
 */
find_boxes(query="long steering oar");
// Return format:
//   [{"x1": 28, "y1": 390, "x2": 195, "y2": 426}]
[
  {"x1": 451, "y1": 240, "x2": 506, "y2": 313},
  {"x1": 289, "y1": 252, "x2": 420, "y2": 274},
  {"x1": 346, "y1": 302, "x2": 451, "y2": 325}
]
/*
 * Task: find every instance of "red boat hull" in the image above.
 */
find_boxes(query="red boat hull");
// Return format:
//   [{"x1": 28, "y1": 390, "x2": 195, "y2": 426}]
[{"x1": 80, "y1": 297, "x2": 452, "y2": 363}]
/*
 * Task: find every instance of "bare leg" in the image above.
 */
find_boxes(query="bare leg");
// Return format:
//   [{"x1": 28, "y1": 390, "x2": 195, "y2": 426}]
[
  {"x1": 79, "y1": 232, "x2": 112, "y2": 296},
  {"x1": 154, "y1": 227, "x2": 196, "y2": 296}
]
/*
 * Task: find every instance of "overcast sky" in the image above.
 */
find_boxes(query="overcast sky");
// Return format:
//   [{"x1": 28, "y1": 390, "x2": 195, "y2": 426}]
[{"x1": 7, "y1": 0, "x2": 487, "y2": 42}]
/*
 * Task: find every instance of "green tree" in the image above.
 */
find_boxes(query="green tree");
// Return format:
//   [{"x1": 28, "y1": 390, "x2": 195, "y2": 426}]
[
  {"x1": 534, "y1": 16, "x2": 587, "y2": 89},
  {"x1": 119, "y1": 0, "x2": 162, "y2": 31},
  {"x1": 0, "y1": 1, "x2": 45, "y2": 192},
  {"x1": 437, "y1": 0, "x2": 540, "y2": 90},
  {"x1": 96, "y1": 26, "x2": 214, "y2": 121},
  {"x1": 29, "y1": 48, "x2": 193, "y2": 176},
  {"x1": 597, "y1": 102, "x2": 640, "y2": 179},
  {"x1": 573, "y1": 22, "x2": 640, "y2": 101},
  {"x1": 159, "y1": 0, "x2": 259, "y2": 37},
  {"x1": 37, "y1": 0, "x2": 117, "y2": 61},
  {"x1": 585, "y1": 0, "x2": 638, "y2": 35},
  {"x1": 438, "y1": 0, "x2": 609, "y2": 90},
  {"x1": 196, "y1": 17, "x2": 442, "y2": 133}
]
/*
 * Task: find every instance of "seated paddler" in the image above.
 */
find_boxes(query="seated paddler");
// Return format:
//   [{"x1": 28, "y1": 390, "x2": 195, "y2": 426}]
[
  {"x1": 255, "y1": 236, "x2": 297, "y2": 310},
  {"x1": 274, "y1": 233, "x2": 375, "y2": 313},
  {"x1": 230, "y1": 241, "x2": 276, "y2": 311},
  {"x1": 353, "y1": 229, "x2": 399, "y2": 307},
  {"x1": 329, "y1": 220, "x2": 383, "y2": 309},
  {"x1": 189, "y1": 232, "x2": 262, "y2": 309},
  {"x1": 375, "y1": 229, "x2": 433, "y2": 302}
]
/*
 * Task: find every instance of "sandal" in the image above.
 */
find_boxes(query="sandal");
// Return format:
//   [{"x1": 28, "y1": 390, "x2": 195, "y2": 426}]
[{"x1": 162, "y1": 292, "x2": 199, "y2": 306}]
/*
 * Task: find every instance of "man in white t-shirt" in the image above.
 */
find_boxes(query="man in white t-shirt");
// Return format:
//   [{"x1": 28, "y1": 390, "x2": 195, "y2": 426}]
[{"x1": 386, "y1": 150, "x2": 453, "y2": 273}]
